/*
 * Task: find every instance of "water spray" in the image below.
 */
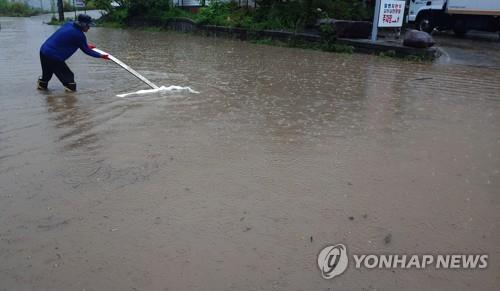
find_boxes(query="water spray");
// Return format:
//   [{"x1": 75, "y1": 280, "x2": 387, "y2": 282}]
[{"x1": 92, "y1": 48, "x2": 198, "y2": 97}]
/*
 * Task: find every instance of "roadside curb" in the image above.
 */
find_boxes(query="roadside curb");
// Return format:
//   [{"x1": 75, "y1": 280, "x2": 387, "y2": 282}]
[{"x1": 127, "y1": 17, "x2": 440, "y2": 60}]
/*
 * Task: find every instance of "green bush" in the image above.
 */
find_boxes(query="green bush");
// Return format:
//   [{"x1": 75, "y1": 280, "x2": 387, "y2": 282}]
[
  {"x1": 252, "y1": 0, "x2": 371, "y2": 31},
  {"x1": 104, "y1": 7, "x2": 129, "y2": 24},
  {"x1": 47, "y1": 16, "x2": 61, "y2": 25},
  {"x1": 197, "y1": 1, "x2": 232, "y2": 26},
  {"x1": 128, "y1": 0, "x2": 171, "y2": 17},
  {"x1": 254, "y1": 0, "x2": 308, "y2": 30},
  {"x1": 95, "y1": 0, "x2": 371, "y2": 31},
  {"x1": 160, "y1": 7, "x2": 196, "y2": 20},
  {"x1": 312, "y1": 0, "x2": 371, "y2": 21},
  {"x1": 0, "y1": 0, "x2": 41, "y2": 17},
  {"x1": 63, "y1": 0, "x2": 75, "y2": 12},
  {"x1": 83, "y1": 0, "x2": 97, "y2": 10}
]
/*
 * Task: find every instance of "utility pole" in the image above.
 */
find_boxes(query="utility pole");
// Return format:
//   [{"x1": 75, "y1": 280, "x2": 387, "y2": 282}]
[
  {"x1": 57, "y1": 0, "x2": 64, "y2": 22},
  {"x1": 371, "y1": 0, "x2": 381, "y2": 42}
]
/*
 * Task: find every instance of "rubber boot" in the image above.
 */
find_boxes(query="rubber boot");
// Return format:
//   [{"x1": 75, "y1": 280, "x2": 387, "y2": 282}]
[
  {"x1": 64, "y1": 82, "x2": 77, "y2": 92},
  {"x1": 37, "y1": 78, "x2": 48, "y2": 90}
]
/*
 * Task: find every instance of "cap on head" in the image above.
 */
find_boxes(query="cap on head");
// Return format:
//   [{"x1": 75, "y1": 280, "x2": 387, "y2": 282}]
[{"x1": 76, "y1": 14, "x2": 95, "y2": 28}]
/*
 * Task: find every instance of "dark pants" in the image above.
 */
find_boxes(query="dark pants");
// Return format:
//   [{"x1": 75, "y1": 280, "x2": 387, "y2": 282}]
[{"x1": 39, "y1": 52, "x2": 76, "y2": 90}]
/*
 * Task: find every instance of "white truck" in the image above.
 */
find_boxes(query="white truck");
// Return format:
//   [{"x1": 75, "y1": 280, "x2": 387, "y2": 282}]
[{"x1": 408, "y1": 0, "x2": 500, "y2": 36}]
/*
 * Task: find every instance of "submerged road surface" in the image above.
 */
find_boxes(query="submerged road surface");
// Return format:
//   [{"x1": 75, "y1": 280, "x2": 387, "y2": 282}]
[{"x1": 0, "y1": 15, "x2": 499, "y2": 291}]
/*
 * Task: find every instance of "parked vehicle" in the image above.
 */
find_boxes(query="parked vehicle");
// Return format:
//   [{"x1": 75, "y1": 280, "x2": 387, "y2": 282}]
[{"x1": 407, "y1": 0, "x2": 500, "y2": 36}]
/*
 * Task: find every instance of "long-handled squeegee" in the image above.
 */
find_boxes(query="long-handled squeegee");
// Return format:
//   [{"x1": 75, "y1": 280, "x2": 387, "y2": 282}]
[
  {"x1": 92, "y1": 48, "x2": 199, "y2": 97},
  {"x1": 92, "y1": 48, "x2": 159, "y2": 89}
]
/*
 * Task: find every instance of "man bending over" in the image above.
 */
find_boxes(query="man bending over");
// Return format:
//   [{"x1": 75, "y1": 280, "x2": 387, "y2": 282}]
[{"x1": 38, "y1": 14, "x2": 108, "y2": 92}]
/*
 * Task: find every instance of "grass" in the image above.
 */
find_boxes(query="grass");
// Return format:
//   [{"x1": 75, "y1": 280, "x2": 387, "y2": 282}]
[
  {"x1": 47, "y1": 17, "x2": 64, "y2": 25},
  {"x1": 249, "y1": 36, "x2": 354, "y2": 54}
]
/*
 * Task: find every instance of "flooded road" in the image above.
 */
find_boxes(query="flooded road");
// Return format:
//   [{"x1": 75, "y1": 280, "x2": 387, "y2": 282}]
[
  {"x1": 435, "y1": 33, "x2": 500, "y2": 69},
  {"x1": 1, "y1": 15, "x2": 499, "y2": 291}
]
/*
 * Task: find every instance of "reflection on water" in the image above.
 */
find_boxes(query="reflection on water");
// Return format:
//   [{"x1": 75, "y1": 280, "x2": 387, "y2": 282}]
[
  {"x1": 45, "y1": 94, "x2": 99, "y2": 151},
  {"x1": 0, "y1": 15, "x2": 499, "y2": 291}
]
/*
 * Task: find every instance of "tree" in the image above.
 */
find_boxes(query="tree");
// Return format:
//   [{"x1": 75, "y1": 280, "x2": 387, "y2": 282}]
[{"x1": 92, "y1": 0, "x2": 130, "y2": 13}]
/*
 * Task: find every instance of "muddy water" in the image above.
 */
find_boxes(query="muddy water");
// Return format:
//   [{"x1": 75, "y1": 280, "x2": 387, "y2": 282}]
[
  {"x1": 1, "y1": 15, "x2": 499, "y2": 291},
  {"x1": 435, "y1": 34, "x2": 500, "y2": 69}
]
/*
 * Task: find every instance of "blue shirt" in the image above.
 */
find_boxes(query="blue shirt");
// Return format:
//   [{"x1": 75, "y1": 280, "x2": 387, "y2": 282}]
[{"x1": 40, "y1": 22, "x2": 102, "y2": 62}]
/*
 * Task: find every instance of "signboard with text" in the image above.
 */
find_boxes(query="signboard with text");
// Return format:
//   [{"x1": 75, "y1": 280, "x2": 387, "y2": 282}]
[
  {"x1": 75, "y1": 0, "x2": 85, "y2": 8},
  {"x1": 378, "y1": 0, "x2": 405, "y2": 27}
]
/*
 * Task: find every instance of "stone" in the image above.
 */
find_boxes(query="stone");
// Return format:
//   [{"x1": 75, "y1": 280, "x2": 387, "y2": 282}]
[{"x1": 403, "y1": 29, "x2": 435, "y2": 48}]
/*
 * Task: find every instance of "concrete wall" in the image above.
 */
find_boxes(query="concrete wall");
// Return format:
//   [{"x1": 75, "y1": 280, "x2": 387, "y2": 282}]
[{"x1": 24, "y1": 0, "x2": 53, "y2": 10}]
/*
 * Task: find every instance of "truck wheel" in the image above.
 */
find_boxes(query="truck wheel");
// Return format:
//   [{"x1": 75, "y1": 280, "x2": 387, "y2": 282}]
[
  {"x1": 453, "y1": 19, "x2": 467, "y2": 36},
  {"x1": 417, "y1": 14, "x2": 434, "y2": 33}
]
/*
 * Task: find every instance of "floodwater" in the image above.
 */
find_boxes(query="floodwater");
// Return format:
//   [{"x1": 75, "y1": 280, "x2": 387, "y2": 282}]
[
  {"x1": 1, "y1": 14, "x2": 499, "y2": 291},
  {"x1": 435, "y1": 33, "x2": 500, "y2": 69}
]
